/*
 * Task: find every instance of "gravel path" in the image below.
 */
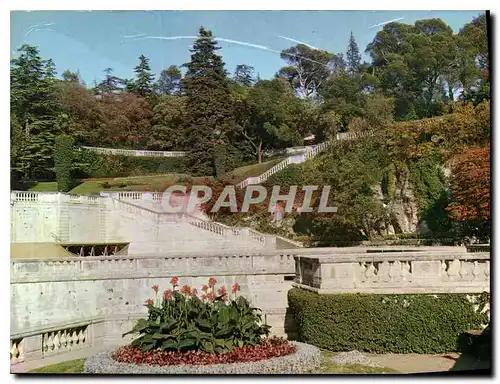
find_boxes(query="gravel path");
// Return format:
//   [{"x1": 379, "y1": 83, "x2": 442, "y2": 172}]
[{"x1": 84, "y1": 342, "x2": 321, "y2": 374}]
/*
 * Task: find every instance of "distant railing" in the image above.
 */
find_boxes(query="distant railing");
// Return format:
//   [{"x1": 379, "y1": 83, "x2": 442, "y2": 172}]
[{"x1": 81, "y1": 146, "x2": 187, "y2": 158}]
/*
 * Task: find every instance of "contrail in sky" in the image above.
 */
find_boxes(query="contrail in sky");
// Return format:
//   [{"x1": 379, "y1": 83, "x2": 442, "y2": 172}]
[
  {"x1": 278, "y1": 36, "x2": 319, "y2": 50},
  {"x1": 25, "y1": 28, "x2": 55, "y2": 37},
  {"x1": 128, "y1": 35, "x2": 331, "y2": 69},
  {"x1": 123, "y1": 33, "x2": 146, "y2": 38},
  {"x1": 26, "y1": 22, "x2": 56, "y2": 36},
  {"x1": 369, "y1": 17, "x2": 405, "y2": 29}
]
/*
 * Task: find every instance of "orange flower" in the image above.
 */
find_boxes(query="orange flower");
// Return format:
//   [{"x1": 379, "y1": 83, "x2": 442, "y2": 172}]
[
  {"x1": 170, "y1": 276, "x2": 179, "y2": 286},
  {"x1": 163, "y1": 289, "x2": 172, "y2": 301},
  {"x1": 152, "y1": 285, "x2": 159, "y2": 293},
  {"x1": 202, "y1": 285, "x2": 209, "y2": 292},
  {"x1": 208, "y1": 277, "x2": 217, "y2": 287},
  {"x1": 181, "y1": 284, "x2": 191, "y2": 295},
  {"x1": 144, "y1": 299, "x2": 153, "y2": 306},
  {"x1": 231, "y1": 283, "x2": 241, "y2": 294}
]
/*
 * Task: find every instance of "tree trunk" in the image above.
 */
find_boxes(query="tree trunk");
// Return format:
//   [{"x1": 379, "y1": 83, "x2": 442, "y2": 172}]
[{"x1": 257, "y1": 140, "x2": 263, "y2": 163}]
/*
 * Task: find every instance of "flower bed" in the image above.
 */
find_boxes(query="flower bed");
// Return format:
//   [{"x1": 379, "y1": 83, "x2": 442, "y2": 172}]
[
  {"x1": 82, "y1": 277, "x2": 323, "y2": 374},
  {"x1": 83, "y1": 341, "x2": 320, "y2": 374},
  {"x1": 114, "y1": 337, "x2": 295, "y2": 366}
]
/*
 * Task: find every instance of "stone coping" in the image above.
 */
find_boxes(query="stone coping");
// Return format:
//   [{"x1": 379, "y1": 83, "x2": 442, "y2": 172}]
[
  {"x1": 83, "y1": 342, "x2": 321, "y2": 374},
  {"x1": 10, "y1": 246, "x2": 476, "y2": 263}
]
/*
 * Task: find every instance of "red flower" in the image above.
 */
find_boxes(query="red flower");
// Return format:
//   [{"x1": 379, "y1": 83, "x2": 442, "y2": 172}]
[
  {"x1": 181, "y1": 284, "x2": 191, "y2": 295},
  {"x1": 217, "y1": 285, "x2": 227, "y2": 296},
  {"x1": 231, "y1": 283, "x2": 241, "y2": 294},
  {"x1": 208, "y1": 277, "x2": 217, "y2": 287},
  {"x1": 191, "y1": 288, "x2": 198, "y2": 297},
  {"x1": 202, "y1": 285, "x2": 209, "y2": 292},
  {"x1": 144, "y1": 299, "x2": 153, "y2": 306},
  {"x1": 152, "y1": 285, "x2": 159, "y2": 293},
  {"x1": 201, "y1": 294, "x2": 208, "y2": 300},
  {"x1": 206, "y1": 292, "x2": 216, "y2": 302},
  {"x1": 170, "y1": 276, "x2": 179, "y2": 286},
  {"x1": 163, "y1": 289, "x2": 172, "y2": 301}
]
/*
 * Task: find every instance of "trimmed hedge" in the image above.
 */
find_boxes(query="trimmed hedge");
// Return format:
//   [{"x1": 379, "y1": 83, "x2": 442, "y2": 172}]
[
  {"x1": 288, "y1": 288, "x2": 489, "y2": 354},
  {"x1": 54, "y1": 135, "x2": 75, "y2": 192},
  {"x1": 74, "y1": 151, "x2": 188, "y2": 178}
]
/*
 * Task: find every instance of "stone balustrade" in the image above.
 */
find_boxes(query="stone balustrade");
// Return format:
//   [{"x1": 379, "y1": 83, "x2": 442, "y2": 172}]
[
  {"x1": 294, "y1": 249, "x2": 490, "y2": 294},
  {"x1": 81, "y1": 146, "x2": 187, "y2": 157}
]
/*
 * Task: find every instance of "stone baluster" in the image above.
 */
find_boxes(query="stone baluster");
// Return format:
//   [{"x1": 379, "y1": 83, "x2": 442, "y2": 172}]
[{"x1": 10, "y1": 339, "x2": 24, "y2": 365}]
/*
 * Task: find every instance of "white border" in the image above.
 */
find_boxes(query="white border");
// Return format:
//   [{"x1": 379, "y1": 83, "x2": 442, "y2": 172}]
[{"x1": 3, "y1": 3, "x2": 497, "y2": 384}]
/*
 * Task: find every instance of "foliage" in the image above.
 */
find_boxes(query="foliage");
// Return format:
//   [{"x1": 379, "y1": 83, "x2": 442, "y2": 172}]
[
  {"x1": 233, "y1": 64, "x2": 255, "y2": 87},
  {"x1": 346, "y1": 31, "x2": 362, "y2": 73},
  {"x1": 278, "y1": 44, "x2": 333, "y2": 98},
  {"x1": 54, "y1": 135, "x2": 75, "y2": 192},
  {"x1": 11, "y1": 44, "x2": 60, "y2": 180},
  {"x1": 123, "y1": 278, "x2": 271, "y2": 354},
  {"x1": 131, "y1": 54, "x2": 156, "y2": 98},
  {"x1": 75, "y1": 151, "x2": 187, "y2": 179},
  {"x1": 288, "y1": 288, "x2": 490, "y2": 354},
  {"x1": 447, "y1": 146, "x2": 490, "y2": 240},
  {"x1": 156, "y1": 65, "x2": 182, "y2": 96},
  {"x1": 114, "y1": 337, "x2": 294, "y2": 366},
  {"x1": 182, "y1": 27, "x2": 239, "y2": 177}
]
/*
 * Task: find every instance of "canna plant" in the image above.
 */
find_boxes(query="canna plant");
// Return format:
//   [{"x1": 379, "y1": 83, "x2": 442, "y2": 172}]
[{"x1": 123, "y1": 277, "x2": 271, "y2": 354}]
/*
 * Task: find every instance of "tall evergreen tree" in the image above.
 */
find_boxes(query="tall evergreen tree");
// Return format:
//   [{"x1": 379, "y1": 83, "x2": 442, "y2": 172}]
[
  {"x1": 10, "y1": 44, "x2": 60, "y2": 180},
  {"x1": 346, "y1": 31, "x2": 361, "y2": 74},
  {"x1": 156, "y1": 65, "x2": 182, "y2": 95},
  {"x1": 233, "y1": 64, "x2": 255, "y2": 87},
  {"x1": 133, "y1": 54, "x2": 155, "y2": 97},
  {"x1": 182, "y1": 27, "x2": 237, "y2": 177}
]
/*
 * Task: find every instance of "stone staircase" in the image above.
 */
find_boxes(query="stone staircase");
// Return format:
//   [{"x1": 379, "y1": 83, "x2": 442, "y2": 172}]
[{"x1": 237, "y1": 131, "x2": 366, "y2": 189}]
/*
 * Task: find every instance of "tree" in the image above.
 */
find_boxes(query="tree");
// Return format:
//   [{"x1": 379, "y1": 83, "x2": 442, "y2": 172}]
[
  {"x1": 156, "y1": 65, "x2": 182, "y2": 95},
  {"x1": 448, "y1": 146, "x2": 490, "y2": 240},
  {"x1": 148, "y1": 95, "x2": 187, "y2": 150},
  {"x1": 346, "y1": 31, "x2": 361, "y2": 73},
  {"x1": 182, "y1": 27, "x2": 238, "y2": 177},
  {"x1": 241, "y1": 78, "x2": 306, "y2": 162},
  {"x1": 10, "y1": 44, "x2": 60, "y2": 180},
  {"x1": 133, "y1": 54, "x2": 155, "y2": 97},
  {"x1": 54, "y1": 135, "x2": 75, "y2": 192},
  {"x1": 278, "y1": 44, "x2": 333, "y2": 98},
  {"x1": 95, "y1": 68, "x2": 124, "y2": 95},
  {"x1": 233, "y1": 64, "x2": 255, "y2": 87}
]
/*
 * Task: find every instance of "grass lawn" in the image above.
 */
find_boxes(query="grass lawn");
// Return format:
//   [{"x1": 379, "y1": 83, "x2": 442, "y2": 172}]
[
  {"x1": 28, "y1": 359, "x2": 86, "y2": 374},
  {"x1": 315, "y1": 351, "x2": 399, "y2": 374},
  {"x1": 27, "y1": 351, "x2": 398, "y2": 374},
  {"x1": 27, "y1": 182, "x2": 59, "y2": 192},
  {"x1": 224, "y1": 157, "x2": 285, "y2": 183}
]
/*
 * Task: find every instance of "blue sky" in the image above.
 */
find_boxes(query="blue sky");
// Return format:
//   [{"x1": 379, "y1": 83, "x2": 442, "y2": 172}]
[{"x1": 11, "y1": 10, "x2": 484, "y2": 86}]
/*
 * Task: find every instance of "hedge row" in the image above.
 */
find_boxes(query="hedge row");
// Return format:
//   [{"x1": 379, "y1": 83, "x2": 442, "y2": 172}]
[
  {"x1": 54, "y1": 135, "x2": 75, "y2": 192},
  {"x1": 288, "y1": 288, "x2": 489, "y2": 354},
  {"x1": 73, "y1": 151, "x2": 188, "y2": 179}
]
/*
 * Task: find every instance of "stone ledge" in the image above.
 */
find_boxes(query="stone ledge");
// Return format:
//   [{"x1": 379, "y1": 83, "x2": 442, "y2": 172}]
[{"x1": 83, "y1": 342, "x2": 320, "y2": 374}]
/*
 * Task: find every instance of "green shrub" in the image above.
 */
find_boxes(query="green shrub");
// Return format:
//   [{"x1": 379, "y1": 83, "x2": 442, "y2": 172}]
[
  {"x1": 54, "y1": 135, "x2": 75, "y2": 192},
  {"x1": 288, "y1": 288, "x2": 489, "y2": 354},
  {"x1": 124, "y1": 277, "x2": 270, "y2": 354},
  {"x1": 74, "y1": 151, "x2": 188, "y2": 178}
]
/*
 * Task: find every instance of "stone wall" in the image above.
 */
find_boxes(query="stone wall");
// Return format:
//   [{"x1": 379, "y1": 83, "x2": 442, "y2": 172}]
[{"x1": 11, "y1": 250, "x2": 296, "y2": 363}]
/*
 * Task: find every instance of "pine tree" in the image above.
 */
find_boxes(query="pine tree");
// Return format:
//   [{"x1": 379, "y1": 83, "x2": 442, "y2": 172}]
[
  {"x1": 182, "y1": 27, "x2": 237, "y2": 177},
  {"x1": 346, "y1": 31, "x2": 361, "y2": 74},
  {"x1": 133, "y1": 54, "x2": 155, "y2": 97}
]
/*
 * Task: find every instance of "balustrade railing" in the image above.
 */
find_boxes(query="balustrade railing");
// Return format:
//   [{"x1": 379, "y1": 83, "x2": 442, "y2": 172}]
[
  {"x1": 10, "y1": 338, "x2": 24, "y2": 365},
  {"x1": 42, "y1": 326, "x2": 89, "y2": 356},
  {"x1": 81, "y1": 146, "x2": 187, "y2": 158}
]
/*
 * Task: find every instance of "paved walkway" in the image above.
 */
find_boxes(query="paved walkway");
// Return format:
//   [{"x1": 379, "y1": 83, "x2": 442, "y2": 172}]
[{"x1": 368, "y1": 353, "x2": 490, "y2": 373}]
